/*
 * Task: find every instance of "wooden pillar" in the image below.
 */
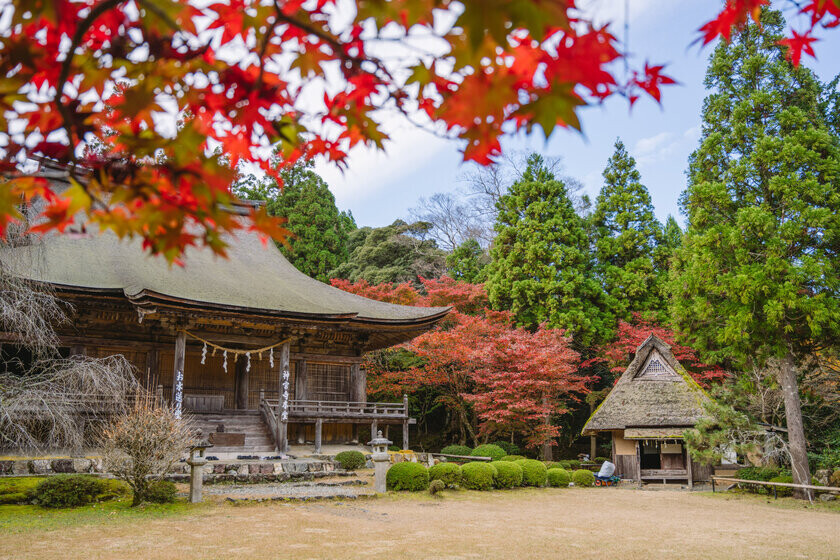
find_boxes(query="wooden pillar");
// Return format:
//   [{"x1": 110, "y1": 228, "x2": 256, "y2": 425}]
[
  {"x1": 277, "y1": 342, "x2": 290, "y2": 454},
  {"x1": 294, "y1": 358, "x2": 307, "y2": 445},
  {"x1": 402, "y1": 394, "x2": 410, "y2": 450},
  {"x1": 234, "y1": 353, "x2": 249, "y2": 410},
  {"x1": 686, "y1": 449, "x2": 694, "y2": 490},
  {"x1": 351, "y1": 364, "x2": 366, "y2": 443},
  {"x1": 635, "y1": 440, "x2": 642, "y2": 489},
  {"x1": 314, "y1": 419, "x2": 323, "y2": 454},
  {"x1": 173, "y1": 331, "x2": 186, "y2": 417},
  {"x1": 146, "y1": 348, "x2": 159, "y2": 392}
]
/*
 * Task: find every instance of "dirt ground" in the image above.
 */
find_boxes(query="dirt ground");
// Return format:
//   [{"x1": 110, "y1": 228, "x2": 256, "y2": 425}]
[{"x1": 2, "y1": 488, "x2": 839, "y2": 560}]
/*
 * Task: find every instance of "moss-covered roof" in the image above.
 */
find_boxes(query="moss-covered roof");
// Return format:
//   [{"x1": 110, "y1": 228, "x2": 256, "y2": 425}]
[
  {"x1": 581, "y1": 335, "x2": 711, "y2": 435},
  {"x1": 3, "y1": 225, "x2": 449, "y2": 327}
]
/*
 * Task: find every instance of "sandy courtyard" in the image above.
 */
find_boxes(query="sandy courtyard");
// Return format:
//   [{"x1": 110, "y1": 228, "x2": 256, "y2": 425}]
[{"x1": 2, "y1": 488, "x2": 838, "y2": 559}]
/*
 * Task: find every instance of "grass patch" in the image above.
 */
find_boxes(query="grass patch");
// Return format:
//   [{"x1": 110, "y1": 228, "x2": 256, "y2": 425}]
[{"x1": 699, "y1": 490, "x2": 840, "y2": 514}]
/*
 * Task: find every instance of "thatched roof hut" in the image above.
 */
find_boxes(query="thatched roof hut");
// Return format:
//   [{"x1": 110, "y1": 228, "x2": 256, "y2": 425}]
[{"x1": 582, "y1": 335, "x2": 713, "y2": 485}]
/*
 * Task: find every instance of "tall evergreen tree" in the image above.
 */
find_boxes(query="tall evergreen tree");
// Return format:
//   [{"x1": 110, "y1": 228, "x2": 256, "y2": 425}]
[
  {"x1": 234, "y1": 161, "x2": 353, "y2": 283},
  {"x1": 446, "y1": 238, "x2": 489, "y2": 284},
  {"x1": 591, "y1": 139, "x2": 664, "y2": 322},
  {"x1": 671, "y1": 10, "x2": 840, "y2": 498},
  {"x1": 486, "y1": 154, "x2": 608, "y2": 347}
]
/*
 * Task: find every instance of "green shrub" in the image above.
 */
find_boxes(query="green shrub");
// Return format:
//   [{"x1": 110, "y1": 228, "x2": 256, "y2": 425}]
[
  {"x1": 491, "y1": 461, "x2": 523, "y2": 489},
  {"x1": 386, "y1": 462, "x2": 429, "y2": 491},
  {"x1": 500, "y1": 455, "x2": 526, "y2": 462},
  {"x1": 461, "y1": 462, "x2": 497, "y2": 490},
  {"x1": 769, "y1": 475, "x2": 794, "y2": 497},
  {"x1": 558, "y1": 460, "x2": 572, "y2": 470},
  {"x1": 471, "y1": 444, "x2": 507, "y2": 461},
  {"x1": 428, "y1": 479, "x2": 445, "y2": 495},
  {"x1": 492, "y1": 441, "x2": 521, "y2": 456},
  {"x1": 440, "y1": 445, "x2": 472, "y2": 457},
  {"x1": 543, "y1": 461, "x2": 561, "y2": 470},
  {"x1": 33, "y1": 475, "x2": 107, "y2": 508},
  {"x1": 335, "y1": 450, "x2": 367, "y2": 470},
  {"x1": 594, "y1": 456, "x2": 610, "y2": 463},
  {"x1": 389, "y1": 445, "x2": 401, "y2": 452},
  {"x1": 145, "y1": 480, "x2": 177, "y2": 504},
  {"x1": 428, "y1": 462, "x2": 462, "y2": 488},
  {"x1": 515, "y1": 459, "x2": 547, "y2": 487},
  {"x1": 571, "y1": 469, "x2": 595, "y2": 487},
  {"x1": 736, "y1": 466, "x2": 780, "y2": 494},
  {"x1": 567, "y1": 459, "x2": 580, "y2": 469},
  {"x1": 547, "y1": 468, "x2": 571, "y2": 488}
]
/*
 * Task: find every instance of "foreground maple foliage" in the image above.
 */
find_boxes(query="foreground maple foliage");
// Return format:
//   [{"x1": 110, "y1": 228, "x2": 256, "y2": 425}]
[
  {"x1": 0, "y1": 1, "x2": 836, "y2": 260},
  {"x1": 334, "y1": 277, "x2": 590, "y2": 449}
]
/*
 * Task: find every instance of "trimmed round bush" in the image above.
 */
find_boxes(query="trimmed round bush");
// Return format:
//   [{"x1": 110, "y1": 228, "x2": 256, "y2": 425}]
[
  {"x1": 335, "y1": 450, "x2": 366, "y2": 471},
  {"x1": 515, "y1": 459, "x2": 548, "y2": 487},
  {"x1": 491, "y1": 461, "x2": 523, "y2": 489},
  {"x1": 386, "y1": 462, "x2": 429, "y2": 491},
  {"x1": 145, "y1": 480, "x2": 177, "y2": 504},
  {"x1": 492, "y1": 441, "x2": 521, "y2": 456},
  {"x1": 594, "y1": 456, "x2": 610, "y2": 463},
  {"x1": 547, "y1": 468, "x2": 571, "y2": 488},
  {"x1": 567, "y1": 459, "x2": 581, "y2": 469},
  {"x1": 440, "y1": 444, "x2": 473, "y2": 457},
  {"x1": 500, "y1": 455, "x2": 526, "y2": 462},
  {"x1": 428, "y1": 462, "x2": 462, "y2": 488},
  {"x1": 33, "y1": 475, "x2": 107, "y2": 508},
  {"x1": 558, "y1": 460, "x2": 572, "y2": 470},
  {"x1": 544, "y1": 461, "x2": 561, "y2": 470},
  {"x1": 461, "y1": 462, "x2": 498, "y2": 490},
  {"x1": 571, "y1": 469, "x2": 595, "y2": 487},
  {"x1": 471, "y1": 444, "x2": 507, "y2": 461},
  {"x1": 428, "y1": 479, "x2": 445, "y2": 495}
]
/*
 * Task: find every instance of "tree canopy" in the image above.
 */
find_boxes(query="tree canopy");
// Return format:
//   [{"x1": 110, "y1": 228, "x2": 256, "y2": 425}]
[
  {"x1": 486, "y1": 154, "x2": 609, "y2": 347},
  {"x1": 591, "y1": 139, "x2": 664, "y2": 322},
  {"x1": 234, "y1": 163, "x2": 353, "y2": 282},
  {"x1": 671, "y1": 10, "x2": 840, "y2": 496}
]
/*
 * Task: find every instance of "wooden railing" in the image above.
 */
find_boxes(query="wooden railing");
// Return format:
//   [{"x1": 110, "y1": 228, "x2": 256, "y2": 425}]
[
  {"x1": 711, "y1": 475, "x2": 840, "y2": 501},
  {"x1": 261, "y1": 398, "x2": 408, "y2": 419}
]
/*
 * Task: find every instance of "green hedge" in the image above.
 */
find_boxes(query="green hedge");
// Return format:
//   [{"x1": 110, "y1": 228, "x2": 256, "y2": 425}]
[
  {"x1": 461, "y1": 462, "x2": 498, "y2": 490},
  {"x1": 594, "y1": 456, "x2": 610, "y2": 463},
  {"x1": 500, "y1": 455, "x2": 526, "y2": 462},
  {"x1": 543, "y1": 461, "x2": 561, "y2": 470},
  {"x1": 34, "y1": 475, "x2": 107, "y2": 508},
  {"x1": 492, "y1": 441, "x2": 521, "y2": 456},
  {"x1": 428, "y1": 462, "x2": 462, "y2": 488},
  {"x1": 335, "y1": 450, "x2": 367, "y2": 470},
  {"x1": 547, "y1": 468, "x2": 571, "y2": 488},
  {"x1": 440, "y1": 445, "x2": 473, "y2": 457},
  {"x1": 736, "y1": 467, "x2": 782, "y2": 494},
  {"x1": 386, "y1": 462, "x2": 429, "y2": 491},
  {"x1": 490, "y1": 461, "x2": 523, "y2": 489},
  {"x1": 571, "y1": 469, "x2": 595, "y2": 487},
  {"x1": 145, "y1": 480, "x2": 177, "y2": 504},
  {"x1": 566, "y1": 459, "x2": 580, "y2": 469},
  {"x1": 515, "y1": 459, "x2": 547, "y2": 487},
  {"x1": 0, "y1": 477, "x2": 43, "y2": 505},
  {"x1": 471, "y1": 444, "x2": 507, "y2": 461},
  {"x1": 558, "y1": 460, "x2": 572, "y2": 470}
]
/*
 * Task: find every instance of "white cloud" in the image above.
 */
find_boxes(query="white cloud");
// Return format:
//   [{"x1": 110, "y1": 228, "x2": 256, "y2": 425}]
[{"x1": 632, "y1": 131, "x2": 675, "y2": 164}]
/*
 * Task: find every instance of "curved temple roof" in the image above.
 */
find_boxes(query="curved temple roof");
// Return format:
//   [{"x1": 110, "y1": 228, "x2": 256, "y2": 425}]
[{"x1": 4, "y1": 227, "x2": 450, "y2": 327}]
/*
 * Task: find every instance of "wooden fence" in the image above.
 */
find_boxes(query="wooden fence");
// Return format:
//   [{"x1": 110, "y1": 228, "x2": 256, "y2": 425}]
[{"x1": 711, "y1": 476, "x2": 840, "y2": 501}]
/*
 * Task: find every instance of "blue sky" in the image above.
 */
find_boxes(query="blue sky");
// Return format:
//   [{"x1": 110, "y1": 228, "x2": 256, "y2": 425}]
[{"x1": 315, "y1": 1, "x2": 840, "y2": 228}]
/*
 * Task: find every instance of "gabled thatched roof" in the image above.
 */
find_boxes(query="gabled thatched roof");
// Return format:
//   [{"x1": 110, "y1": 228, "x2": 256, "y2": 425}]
[{"x1": 581, "y1": 335, "x2": 711, "y2": 436}]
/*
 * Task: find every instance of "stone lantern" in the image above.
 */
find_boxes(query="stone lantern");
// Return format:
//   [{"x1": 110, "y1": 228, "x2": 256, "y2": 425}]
[
  {"x1": 187, "y1": 440, "x2": 213, "y2": 503},
  {"x1": 368, "y1": 430, "x2": 392, "y2": 493}
]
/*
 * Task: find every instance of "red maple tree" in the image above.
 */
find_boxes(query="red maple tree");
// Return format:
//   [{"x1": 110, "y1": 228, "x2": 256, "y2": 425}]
[
  {"x1": 333, "y1": 277, "x2": 591, "y2": 449},
  {"x1": 597, "y1": 314, "x2": 727, "y2": 387}
]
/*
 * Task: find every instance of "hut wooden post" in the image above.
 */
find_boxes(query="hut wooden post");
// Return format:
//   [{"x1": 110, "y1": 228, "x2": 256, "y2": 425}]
[
  {"x1": 635, "y1": 440, "x2": 642, "y2": 489},
  {"x1": 350, "y1": 363, "x2": 365, "y2": 443},
  {"x1": 277, "y1": 341, "x2": 290, "y2": 454},
  {"x1": 686, "y1": 450, "x2": 694, "y2": 490},
  {"x1": 371, "y1": 419, "x2": 378, "y2": 443},
  {"x1": 173, "y1": 331, "x2": 186, "y2": 417}
]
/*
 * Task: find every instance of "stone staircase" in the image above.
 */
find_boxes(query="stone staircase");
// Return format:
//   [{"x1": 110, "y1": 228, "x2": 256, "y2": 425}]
[{"x1": 191, "y1": 411, "x2": 276, "y2": 456}]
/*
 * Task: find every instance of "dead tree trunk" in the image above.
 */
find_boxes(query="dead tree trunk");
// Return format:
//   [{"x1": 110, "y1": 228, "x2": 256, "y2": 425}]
[{"x1": 777, "y1": 352, "x2": 812, "y2": 500}]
